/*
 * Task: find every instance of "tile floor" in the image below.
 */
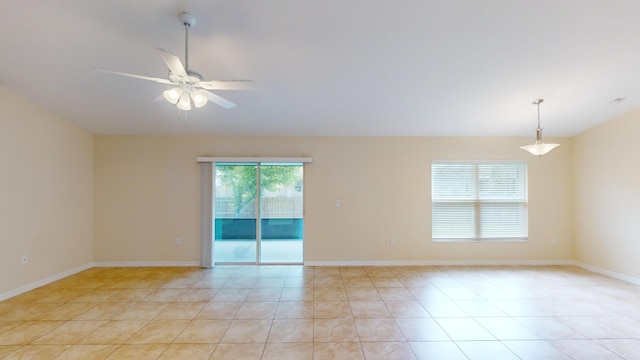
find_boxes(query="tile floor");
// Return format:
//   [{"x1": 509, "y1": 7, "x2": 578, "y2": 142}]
[{"x1": 1, "y1": 265, "x2": 640, "y2": 359}]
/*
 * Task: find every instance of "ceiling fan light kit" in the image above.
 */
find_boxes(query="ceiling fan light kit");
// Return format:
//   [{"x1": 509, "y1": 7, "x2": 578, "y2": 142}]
[
  {"x1": 520, "y1": 99, "x2": 560, "y2": 157},
  {"x1": 190, "y1": 90, "x2": 208, "y2": 108},
  {"x1": 177, "y1": 92, "x2": 192, "y2": 111},
  {"x1": 163, "y1": 88, "x2": 181, "y2": 104},
  {"x1": 94, "y1": 12, "x2": 253, "y2": 113}
]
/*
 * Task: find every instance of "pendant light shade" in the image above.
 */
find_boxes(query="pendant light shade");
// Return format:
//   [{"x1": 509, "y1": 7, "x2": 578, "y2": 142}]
[{"x1": 520, "y1": 99, "x2": 560, "y2": 156}]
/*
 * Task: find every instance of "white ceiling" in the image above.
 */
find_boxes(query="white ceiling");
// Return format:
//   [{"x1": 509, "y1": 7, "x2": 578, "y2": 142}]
[{"x1": 1, "y1": 1, "x2": 640, "y2": 137}]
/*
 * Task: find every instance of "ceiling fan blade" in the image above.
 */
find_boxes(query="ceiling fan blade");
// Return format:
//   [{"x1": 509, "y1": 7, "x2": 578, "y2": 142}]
[
  {"x1": 93, "y1": 68, "x2": 174, "y2": 85},
  {"x1": 201, "y1": 89, "x2": 236, "y2": 109},
  {"x1": 197, "y1": 80, "x2": 255, "y2": 91},
  {"x1": 157, "y1": 48, "x2": 188, "y2": 80}
]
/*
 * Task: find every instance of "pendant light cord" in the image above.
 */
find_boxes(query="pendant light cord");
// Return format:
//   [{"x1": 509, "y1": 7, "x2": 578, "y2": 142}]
[{"x1": 533, "y1": 99, "x2": 543, "y2": 129}]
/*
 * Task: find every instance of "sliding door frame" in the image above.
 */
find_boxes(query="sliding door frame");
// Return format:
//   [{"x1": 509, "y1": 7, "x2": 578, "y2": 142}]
[{"x1": 197, "y1": 157, "x2": 312, "y2": 267}]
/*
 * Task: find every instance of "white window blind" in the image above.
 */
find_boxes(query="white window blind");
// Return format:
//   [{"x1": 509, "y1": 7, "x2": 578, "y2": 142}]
[{"x1": 431, "y1": 161, "x2": 528, "y2": 241}]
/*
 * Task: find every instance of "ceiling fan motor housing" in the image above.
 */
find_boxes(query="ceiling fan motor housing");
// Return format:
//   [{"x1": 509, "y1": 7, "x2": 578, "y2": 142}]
[{"x1": 169, "y1": 69, "x2": 203, "y2": 85}]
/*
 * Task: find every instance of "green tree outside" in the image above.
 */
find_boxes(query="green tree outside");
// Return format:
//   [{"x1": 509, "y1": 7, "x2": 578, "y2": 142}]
[{"x1": 216, "y1": 164, "x2": 300, "y2": 216}]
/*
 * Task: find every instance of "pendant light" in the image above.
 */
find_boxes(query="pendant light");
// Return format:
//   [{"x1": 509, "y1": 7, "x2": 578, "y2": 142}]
[{"x1": 520, "y1": 99, "x2": 560, "y2": 156}]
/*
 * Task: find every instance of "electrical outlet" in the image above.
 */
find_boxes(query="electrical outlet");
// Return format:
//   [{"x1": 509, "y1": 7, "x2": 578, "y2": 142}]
[
  {"x1": 21, "y1": 255, "x2": 28, "y2": 264},
  {"x1": 175, "y1": 238, "x2": 182, "y2": 246},
  {"x1": 551, "y1": 237, "x2": 558, "y2": 245},
  {"x1": 390, "y1": 238, "x2": 396, "y2": 245}
]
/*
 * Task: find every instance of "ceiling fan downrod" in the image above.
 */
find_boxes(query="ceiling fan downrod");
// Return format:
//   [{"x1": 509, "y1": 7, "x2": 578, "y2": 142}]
[{"x1": 180, "y1": 12, "x2": 196, "y2": 71}]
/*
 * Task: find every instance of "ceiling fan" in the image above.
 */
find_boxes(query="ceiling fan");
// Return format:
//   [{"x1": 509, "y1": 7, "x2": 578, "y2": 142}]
[{"x1": 94, "y1": 12, "x2": 253, "y2": 111}]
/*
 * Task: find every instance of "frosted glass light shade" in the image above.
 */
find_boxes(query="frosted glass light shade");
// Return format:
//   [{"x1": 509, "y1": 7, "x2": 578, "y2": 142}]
[
  {"x1": 163, "y1": 88, "x2": 182, "y2": 104},
  {"x1": 191, "y1": 90, "x2": 208, "y2": 108},
  {"x1": 520, "y1": 141, "x2": 560, "y2": 156},
  {"x1": 177, "y1": 92, "x2": 192, "y2": 111}
]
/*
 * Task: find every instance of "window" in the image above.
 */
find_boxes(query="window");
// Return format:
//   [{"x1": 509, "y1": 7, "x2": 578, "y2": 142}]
[{"x1": 431, "y1": 161, "x2": 527, "y2": 241}]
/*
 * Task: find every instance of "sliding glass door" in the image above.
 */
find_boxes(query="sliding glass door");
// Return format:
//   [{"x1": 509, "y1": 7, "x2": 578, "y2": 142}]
[
  {"x1": 214, "y1": 163, "x2": 303, "y2": 264},
  {"x1": 259, "y1": 164, "x2": 304, "y2": 263},
  {"x1": 214, "y1": 164, "x2": 257, "y2": 263}
]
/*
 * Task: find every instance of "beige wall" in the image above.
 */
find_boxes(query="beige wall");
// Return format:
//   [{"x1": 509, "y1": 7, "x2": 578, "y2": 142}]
[
  {"x1": 5, "y1": 80, "x2": 640, "y2": 294},
  {"x1": 573, "y1": 108, "x2": 640, "y2": 279},
  {"x1": 94, "y1": 135, "x2": 573, "y2": 264},
  {"x1": 0, "y1": 86, "x2": 93, "y2": 296}
]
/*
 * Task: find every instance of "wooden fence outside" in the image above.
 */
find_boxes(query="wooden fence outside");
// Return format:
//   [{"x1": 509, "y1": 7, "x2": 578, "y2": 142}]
[{"x1": 215, "y1": 196, "x2": 303, "y2": 219}]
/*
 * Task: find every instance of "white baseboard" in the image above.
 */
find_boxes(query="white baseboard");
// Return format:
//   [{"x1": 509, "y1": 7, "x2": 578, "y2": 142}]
[
  {"x1": 304, "y1": 259, "x2": 576, "y2": 267},
  {"x1": 92, "y1": 261, "x2": 200, "y2": 267},
  {"x1": 0, "y1": 263, "x2": 93, "y2": 302},
  {"x1": 574, "y1": 261, "x2": 640, "y2": 285}
]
